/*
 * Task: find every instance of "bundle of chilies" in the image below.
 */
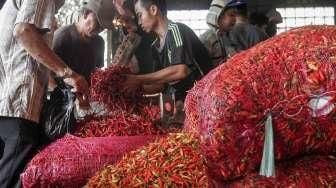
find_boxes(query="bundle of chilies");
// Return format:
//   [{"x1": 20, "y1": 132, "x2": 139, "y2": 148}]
[
  {"x1": 74, "y1": 65, "x2": 180, "y2": 137},
  {"x1": 86, "y1": 133, "x2": 210, "y2": 188},
  {"x1": 88, "y1": 65, "x2": 144, "y2": 113},
  {"x1": 74, "y1": 109, "x2": 168, "y2": 138},
  {"x1": 184, "y1": 25, "x2": 336, "y2": 183}
]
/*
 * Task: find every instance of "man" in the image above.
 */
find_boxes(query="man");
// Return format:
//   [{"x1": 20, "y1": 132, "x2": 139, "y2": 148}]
[
  {"x1": 200, "y1": 0, "x2": 240, "y2": 66},
  {"x1": 229, "y1": 0, "x2": 268, "y2": 52},
  {"x1": 52, "y1": 0, "x2": 115, "y2": 82},
  {"x1": 43, "y1": 0, "x2": 115, "y2": 141},
  {"x1": 126, "y1": 0, "x2": 213, "y2": 123},
  {"x1": 0, "y1": 0, "x2": 89, "y2": 187}
]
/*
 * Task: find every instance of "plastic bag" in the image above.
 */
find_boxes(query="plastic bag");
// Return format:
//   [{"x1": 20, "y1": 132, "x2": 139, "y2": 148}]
[
  {"x1": 159, "y1": 92, "x2": 185, "y2": 127},
  {"x1": 40, "y1": 79, "x2": 75, "y2": 142}
]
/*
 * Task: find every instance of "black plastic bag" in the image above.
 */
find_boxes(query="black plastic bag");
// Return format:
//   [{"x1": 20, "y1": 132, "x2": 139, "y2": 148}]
[
  {"x1": 40, "y1": 79, "x2": 76, "y2": 142},
  {"x1": 0, "y1": 137, "x2": 4, "y2": 159}
]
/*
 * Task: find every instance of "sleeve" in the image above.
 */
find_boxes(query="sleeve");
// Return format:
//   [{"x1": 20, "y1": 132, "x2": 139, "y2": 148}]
[{"x1": 15, "y1": 0, "x2": 56, "y2": 30}]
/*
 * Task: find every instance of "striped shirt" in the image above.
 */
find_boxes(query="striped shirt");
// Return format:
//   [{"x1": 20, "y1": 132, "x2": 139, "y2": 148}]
[
  {"x1": 0, "y1": 0, "x2": 64, "y2": 123},
  {"x1": 152, "y1": 21, "x2": 213, "y2": 100}
]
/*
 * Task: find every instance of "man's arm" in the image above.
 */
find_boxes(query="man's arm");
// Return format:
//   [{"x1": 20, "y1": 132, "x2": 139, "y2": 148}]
[
  {"x1": 131, "y1": 64, "x2": 189, "y2": 84},
  {"x1": 14, "y1": 23, "x2": 67, "y2": 77},
  {"x1": 143, "y1": 84, "x2": 164, "y2": 94},
  {"x1": 14, "y1": 23, "x2": 89, "y2": 106},
  {"x1": 124, "y1": 64, "x2": 190, "y2": 92}
]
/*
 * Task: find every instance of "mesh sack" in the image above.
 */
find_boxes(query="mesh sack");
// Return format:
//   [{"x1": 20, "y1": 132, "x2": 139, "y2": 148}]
[
  {"x1": 21, "y1": 134, "x2": 158, "y2": 188},
  {"x1": 185, "y1": 26, "x2": 336, "y2": 181}
]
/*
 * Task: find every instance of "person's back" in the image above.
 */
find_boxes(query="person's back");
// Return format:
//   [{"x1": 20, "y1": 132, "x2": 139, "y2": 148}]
[
  {"x1": 53, "y1": 24, "x2": 104, "y2": 81},
  {"x1": 229, "y1": 3, "x2": 268, "y2": 52},
  {"x1": 230, "y1": 22, "x2": 268, "y2": 52}
]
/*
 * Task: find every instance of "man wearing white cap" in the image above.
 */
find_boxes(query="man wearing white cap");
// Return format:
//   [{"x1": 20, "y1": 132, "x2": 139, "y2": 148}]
[
  {"x1": 200, "y1": 0, "x2": 241, "y2": 66},
  {"x1": 52, "y1": 0, "x2": 116, "y2": 83}
]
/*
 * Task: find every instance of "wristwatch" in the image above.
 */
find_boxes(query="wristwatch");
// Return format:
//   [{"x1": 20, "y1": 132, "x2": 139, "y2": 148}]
[{"x1": 61, "y1": 67, "x2": 73, "y2": 78}]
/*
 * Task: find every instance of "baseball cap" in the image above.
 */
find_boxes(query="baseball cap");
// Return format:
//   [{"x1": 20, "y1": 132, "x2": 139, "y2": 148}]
[
  {"x1": 226, "y1": 0, "x2": 246, "y2": 8},
  {"x1": 84, "y1": 0, "x2": 116, "y2": 29}
]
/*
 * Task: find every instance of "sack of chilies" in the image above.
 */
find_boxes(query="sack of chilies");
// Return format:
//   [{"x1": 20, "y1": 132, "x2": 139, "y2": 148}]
[
  {"x1": 226, "y1": 155, "x2": 336, "y2": 188},
  {"x1": 184, "y1": 26, "x2": 336, "y2": 181},
  {"x1": 21, "y1": 134, "x2": 158, "y2": 188}
]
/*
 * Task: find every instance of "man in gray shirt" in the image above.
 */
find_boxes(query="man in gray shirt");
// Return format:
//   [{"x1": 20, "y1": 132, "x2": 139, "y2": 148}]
[
  {"x1": 0, "y1": 0, "x2": 89, "y2": 187},
  {"x1": 52, "y1": 0, "x2": 115, "y2": 82},
  {"x1": 229, "y1": 1, "x2": 268, "y2": 52}
]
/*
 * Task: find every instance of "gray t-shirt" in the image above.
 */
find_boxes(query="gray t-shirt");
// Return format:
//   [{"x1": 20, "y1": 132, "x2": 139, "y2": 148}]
[
  {"x1": 230, "y1": 22, "x2": 268, "y2": 52},
  {"x1": 200, "y1": 29, "x2": 237, "y2": 66},
  {"x1": 0, "y1": 0, "x2": 64, "y2": 123},
  {"x1": 52, "y1": 24, "x2": 104, "y2": 81}
]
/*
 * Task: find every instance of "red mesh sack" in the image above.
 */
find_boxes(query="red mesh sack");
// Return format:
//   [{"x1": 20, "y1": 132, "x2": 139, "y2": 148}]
[
  {"x1": 185, "y1": 26, "x2": 336, "y2": 181},
  {"x1": 21, "y1": 134, "x2": 158, "y2": 188},
  {"x1": 226, "y1": 155, "x2": 336, "y2": 187}
]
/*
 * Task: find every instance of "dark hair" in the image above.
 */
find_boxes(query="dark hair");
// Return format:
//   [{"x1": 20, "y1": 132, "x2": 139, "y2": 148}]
[
  {"x1": 249, "y1": 12, "x2": 269, "y2": 27},
  {"x1": 235, "y1": 4, "x2": 248, "y2": 18},
  {"x1": 123, "y1": 0, "x2": 136, "y2": 13},
  {"x1": 136, "y1": 0, "x2": 167, "y2": 16}
]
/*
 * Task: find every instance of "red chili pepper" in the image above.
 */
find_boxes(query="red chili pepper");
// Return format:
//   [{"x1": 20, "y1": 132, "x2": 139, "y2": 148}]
[{"x1": 86, "y1": 133, "x2": 210, "y2": 188}]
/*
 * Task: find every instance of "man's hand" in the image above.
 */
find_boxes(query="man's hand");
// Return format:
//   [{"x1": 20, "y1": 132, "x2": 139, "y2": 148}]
[
  {"x1": 64, "y1": 72, "x2": 90, "y2": 108},
  {"x1": 123, "y1": 74, "x2": 142, "y2": 93}
]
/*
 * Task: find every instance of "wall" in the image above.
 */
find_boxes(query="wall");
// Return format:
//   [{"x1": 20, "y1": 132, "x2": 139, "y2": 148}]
[{"x1": 167, "y1": 0, "x2": 336, "y2": 10}]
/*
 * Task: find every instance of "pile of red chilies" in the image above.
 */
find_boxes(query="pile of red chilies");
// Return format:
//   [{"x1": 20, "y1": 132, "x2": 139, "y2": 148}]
[
  {"x1": 185, "y1": 26, "x2": 336, "y2": 181},
  {"x1": 89, "y1": 65, "x2": 145, "y2": 113},
  {"x1": 74, "y1": 65, "x2": 180, "y2": 137},
  {"x1": 74, "y1": 109, "x2": 166, "y2": 137},
  {"x1": 86, "y1": 133, "x2": 210, "y2": 188}
]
